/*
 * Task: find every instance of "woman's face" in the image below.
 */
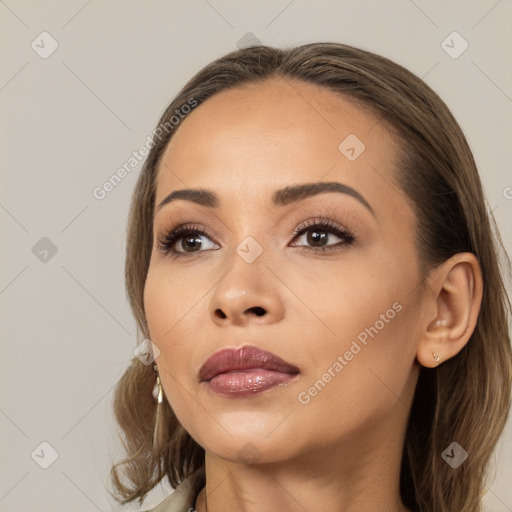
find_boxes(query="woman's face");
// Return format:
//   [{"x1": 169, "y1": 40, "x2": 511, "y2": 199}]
[{"x1": 144, "y1": 78, "x2": 427, "y2": 464}]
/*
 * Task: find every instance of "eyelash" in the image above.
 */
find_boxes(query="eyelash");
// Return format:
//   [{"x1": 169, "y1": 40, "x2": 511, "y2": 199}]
[{"x1": 156, "y1": 218, "x2": 356, "y2": 258}]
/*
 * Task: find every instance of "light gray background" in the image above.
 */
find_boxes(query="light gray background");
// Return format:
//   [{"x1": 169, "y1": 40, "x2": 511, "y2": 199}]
[{"x1": 1, "y1": 1, "x2": 511, "y2": 511}]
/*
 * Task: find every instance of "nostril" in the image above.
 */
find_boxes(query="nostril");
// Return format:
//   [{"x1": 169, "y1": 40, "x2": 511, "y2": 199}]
[
  {"x1": 215, "y1": 309, "x2": 227, "y2": 319},
  {"x1": 250, "y1": 307, "x2": 266, "y2": 316}
]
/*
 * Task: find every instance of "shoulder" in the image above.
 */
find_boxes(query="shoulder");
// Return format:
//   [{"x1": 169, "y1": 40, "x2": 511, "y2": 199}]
[
  {"x1": 110, "y1": 469, "x2": 204, "y2": 512},
  {"x1": 146, "y1": 476, "x2": 195, "y2": 512},
  {"x1": 109, "y1": 484, "x2": 192, "y2": 512}
]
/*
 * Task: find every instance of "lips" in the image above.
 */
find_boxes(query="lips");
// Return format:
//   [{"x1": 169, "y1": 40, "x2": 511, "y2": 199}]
[
  {"x1": 199, "y1": 345, "x2": 299, "y2": 381},
  {"x1": 199, "y1": 345, "x2": 300, "y2": 398}
]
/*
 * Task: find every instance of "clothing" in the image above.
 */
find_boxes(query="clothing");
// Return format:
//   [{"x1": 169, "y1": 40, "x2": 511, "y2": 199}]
[{"x1": 146, "y1": 470, "x2": 204, "y2": 512}]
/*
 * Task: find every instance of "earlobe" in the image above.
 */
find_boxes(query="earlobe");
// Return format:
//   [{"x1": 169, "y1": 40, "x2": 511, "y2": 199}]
[
  {"x1": 417, "y1": 350, "x2": 441, "y2": 368},
  {"x1": 416, "y1": 253, "x2": 483, "y2": 368}
]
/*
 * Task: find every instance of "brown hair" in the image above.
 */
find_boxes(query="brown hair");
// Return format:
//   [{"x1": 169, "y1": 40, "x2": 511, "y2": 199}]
[{"x1": 110, "y1": 43, "x2": 512, "y2": 511}]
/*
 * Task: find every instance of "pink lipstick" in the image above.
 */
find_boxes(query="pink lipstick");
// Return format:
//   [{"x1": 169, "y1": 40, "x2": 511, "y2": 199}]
[{"x1": 199, "y1": 345, "x2": 299, "y2": 398}]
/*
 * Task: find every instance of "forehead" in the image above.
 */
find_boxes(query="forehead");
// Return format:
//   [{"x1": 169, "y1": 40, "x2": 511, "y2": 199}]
[{"x1": 154, "y1": 78, "x2": 405, "y2": 215}]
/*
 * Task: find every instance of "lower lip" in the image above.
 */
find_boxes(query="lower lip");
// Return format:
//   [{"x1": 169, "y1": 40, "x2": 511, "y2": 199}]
[{"x1": 206, "y1": 369, "x2": 297, "y2": 398}]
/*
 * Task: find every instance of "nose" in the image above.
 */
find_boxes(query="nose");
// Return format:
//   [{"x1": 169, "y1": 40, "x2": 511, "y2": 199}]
[
  {"x1": 209, "y1": 266, "x2": 285, "y2": 327},
  {"x1": 214, "y1": 303, "x2": 267, "y2": 321}
]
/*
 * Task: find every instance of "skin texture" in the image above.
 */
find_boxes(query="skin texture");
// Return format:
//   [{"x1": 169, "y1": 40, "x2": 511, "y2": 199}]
[{"x1": 144, "y1": 77, "x2": 483, "y2": 512}]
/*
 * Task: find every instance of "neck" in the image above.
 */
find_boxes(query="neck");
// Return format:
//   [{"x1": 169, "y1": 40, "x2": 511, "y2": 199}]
[{"x1": 195, "y1": 400, "x2": 412, "y2": 512}]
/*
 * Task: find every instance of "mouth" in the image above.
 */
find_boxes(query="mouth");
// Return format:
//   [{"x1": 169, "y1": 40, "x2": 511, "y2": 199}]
[{"x1": 199, "y1": 345, "x2": 300, "y2": 398}]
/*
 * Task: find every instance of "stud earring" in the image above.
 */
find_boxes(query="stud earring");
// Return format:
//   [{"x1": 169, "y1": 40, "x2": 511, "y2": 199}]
[{"x1": 432, "y1": 352, "x2": 440, "y2": 362}]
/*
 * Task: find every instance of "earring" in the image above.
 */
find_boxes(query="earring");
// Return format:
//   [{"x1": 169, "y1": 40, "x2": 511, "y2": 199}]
[
  {"x1": 153, "y1": 364, "x2": 163, "y2": 403},
  {"x1": 432, "y1": 352, "x2": 440, "y2": 362},
  {"x1": 152, "y1": 365, "x2": 165, "y2": 450}
]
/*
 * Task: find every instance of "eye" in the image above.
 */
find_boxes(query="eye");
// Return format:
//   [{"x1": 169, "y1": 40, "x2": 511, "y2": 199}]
[
  {"x1": 157, "y1": 223, "x2": 219, "y2": 257},
  {"x1": 289, "y1": 217, "x2": 356, "y2": 252},
  {"x1": 156, "y1": 217, "x2": 356, "y2": 259}
]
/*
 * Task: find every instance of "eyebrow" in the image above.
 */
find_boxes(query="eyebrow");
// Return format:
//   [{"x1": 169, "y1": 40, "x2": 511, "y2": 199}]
[{"x1": 154, "y1": 181, "x2": 375, "y2": 217}]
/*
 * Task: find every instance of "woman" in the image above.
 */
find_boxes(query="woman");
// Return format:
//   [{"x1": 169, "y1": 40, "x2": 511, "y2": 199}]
[{"x1": 110, "y1": 43, "x2": 512, "y2": 512}]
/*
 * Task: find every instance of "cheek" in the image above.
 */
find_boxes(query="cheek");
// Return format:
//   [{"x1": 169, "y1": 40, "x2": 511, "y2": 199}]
[
  {"x1": 291, "y1": 255, "x2": 419, "y2": 426},
  {"x1": 144, "y1": 265, "x2": 206, "y2": 343},
  {"x1": 292, "y1": 254, "x2": 405, "y2": 355},
  {"x1": 143, "y1": 267, "x2": 200, "y2": 404},
  {"x1": 143, "y1": 264, "x2": 211, "y2": 399}
]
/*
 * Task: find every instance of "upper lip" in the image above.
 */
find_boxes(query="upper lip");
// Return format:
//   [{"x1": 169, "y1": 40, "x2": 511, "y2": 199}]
[{"x1": 199, "y1": 345, "x2": 300, "y2": 382}]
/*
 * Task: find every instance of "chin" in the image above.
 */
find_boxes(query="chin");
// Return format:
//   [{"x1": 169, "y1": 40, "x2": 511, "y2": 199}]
[{"x1": 188, "y1": 418, "x2": 298, "y2": 464}]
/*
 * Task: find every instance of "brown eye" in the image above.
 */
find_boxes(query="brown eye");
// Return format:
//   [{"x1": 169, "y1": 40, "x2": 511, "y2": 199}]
[
  {"x1": 157, "y1": 224, "x2": 219, "y2": 256},
  {"x1": 290, "y1": 218, "x2": 356, "y2": 252}
]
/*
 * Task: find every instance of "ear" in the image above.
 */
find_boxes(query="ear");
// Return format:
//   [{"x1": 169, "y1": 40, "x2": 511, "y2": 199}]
[{"x1": 416, "y1": 252, "x2": 483, "y2": 368}]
